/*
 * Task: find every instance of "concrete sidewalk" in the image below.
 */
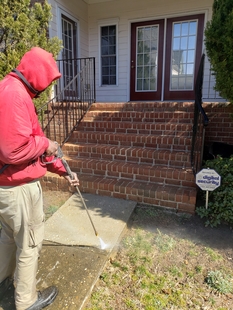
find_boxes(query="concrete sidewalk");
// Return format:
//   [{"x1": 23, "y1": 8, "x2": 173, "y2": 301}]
[
  {"x1": 44, "y1": 192, "x2": 136, "y2": 250},
  {"x1": 0, "y1": 193, "x2": 136, "y2": 310}
]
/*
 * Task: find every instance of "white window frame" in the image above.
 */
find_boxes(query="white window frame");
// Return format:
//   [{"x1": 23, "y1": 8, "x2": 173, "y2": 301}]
[{"x1": 98, "y1": 18, "x2": 119, "y2": 87}]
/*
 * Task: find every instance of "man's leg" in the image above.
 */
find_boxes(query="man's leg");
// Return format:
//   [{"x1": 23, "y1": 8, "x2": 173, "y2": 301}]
[
  {"x1": 14, "y1": 181, "x2": 44, "y2": 310},
  {"x1": 0, "y1": 187, "x2": 17, "y2": 283},
  {"x1": 5, "y1": 181, "x2": 44, "y2": 310}
]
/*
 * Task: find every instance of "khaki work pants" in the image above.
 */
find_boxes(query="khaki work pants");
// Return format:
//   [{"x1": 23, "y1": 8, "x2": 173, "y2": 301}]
[{"x1": 0, "y1": 180, "x2": 44, "y2": 310}]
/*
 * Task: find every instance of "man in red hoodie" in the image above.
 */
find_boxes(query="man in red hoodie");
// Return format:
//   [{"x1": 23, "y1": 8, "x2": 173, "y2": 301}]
[{"x1": 0, "y1": 47, "x2": 79, "y2": 310}]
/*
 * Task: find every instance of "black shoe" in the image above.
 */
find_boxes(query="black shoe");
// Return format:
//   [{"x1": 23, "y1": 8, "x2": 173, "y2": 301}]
[
  {"x1": 26, "y1": 286, "x2": 58, "y2": 310},
  {"x1": 0, "y1": 277, "x2": 14, "y2": 300}
]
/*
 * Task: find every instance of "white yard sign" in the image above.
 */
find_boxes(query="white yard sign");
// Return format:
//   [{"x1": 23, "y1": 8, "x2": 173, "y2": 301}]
[
  {"x1": 196, "y1": 169, "x2": 221, "y2": 191},
  {"x1": 196, "y1": 168, "x2": 221, "y2": 209}
]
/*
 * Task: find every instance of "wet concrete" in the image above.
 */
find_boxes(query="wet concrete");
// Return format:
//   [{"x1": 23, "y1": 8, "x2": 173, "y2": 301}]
[
  {"x1": 0, "y1": 193, "x2": 136, "y2": 310},
  {"x1": 44, "y1": 193, "x2": 136, "y2": 249},
  {"x1": 0, "y1": 246, "x2": 108, "y2": 310}
]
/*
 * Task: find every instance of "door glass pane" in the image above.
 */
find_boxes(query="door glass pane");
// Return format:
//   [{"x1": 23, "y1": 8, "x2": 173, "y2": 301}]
[
  {"x1": 136, "y1": 25, "x2": 158, "y2": 92},
  {"x1": 173, "y1": 23, "x2": 180, "y2": 36},
  {"x1": 188, "y1": 36, "x2": 196, "y2": 49},
  {"x1": 170, "y1": 20, "x2": 197, "y2": 90},
  {"x1": 181, "y1": 37, "x2": 188, "y2": 49},
  {"x1": 189, "y1": 21, "x2": 197, "y2": 35},
  {"x1": 181, "y1": 22, "x2": 188, "y2": 36}
]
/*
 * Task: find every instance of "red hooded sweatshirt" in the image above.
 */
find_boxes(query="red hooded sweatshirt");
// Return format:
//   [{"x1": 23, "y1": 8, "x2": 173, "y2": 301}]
[{"x1": 0, "y1": 47, "x2": 67, "y2": 186}]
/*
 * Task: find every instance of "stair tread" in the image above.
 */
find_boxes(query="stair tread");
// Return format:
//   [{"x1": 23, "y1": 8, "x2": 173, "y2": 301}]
[
  {"x1": 69, "y1": 132, "x2": 192, "y2": 152},
  {"x1": 63, "y1": 142, "x2": 192, "y2": 167},
  {"x1": 78, "y1": 121, "x2": 192, "y2": 135},
  {"x1": 71, "y1": 130, "x2": 192, "y2": 140},
  {"x1": 84, "y1": 113, "x2": 193, "y2": 122},
  {"x1": 80, "y1": 174, "x2": 196, "y2": 190},
  {"x1": 90, "y1": 102, "x2": 195, "y2": 112},
  {"x1": 64, "y1": 142, "x2": 190, "y2": 153},
  {"x1": 45, "y1": 171, "x2": 195, "y2": 193},
  {"x1": 66, "y1": 157, "x2": 194, "y2": 185},
  {"x1": 80, "y1": 120, "x2": 193, "y2": 125},
  {"x1": 65, "y1": 155, "x2": 193, "y2": 172}
]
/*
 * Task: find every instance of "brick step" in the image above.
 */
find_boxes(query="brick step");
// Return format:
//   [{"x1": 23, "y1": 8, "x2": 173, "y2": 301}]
[
  {"x1": 84, "y1": 111, "x2": 193, "y2": 123},
  {"x1": 62, "y1": 143, "x2": 191, "y2": 168},
  {"x1": 62, "y1": 156, "x2": 195, "y2": 188},
  {"x1": 41, "y1": 172, "x2": 196, "y2": 214},
  {"x1": 91, "y1": 102, "x2": 194, "y2": 112},
  {"x1": 68, "y1": 132, "x2": 192, "y2": 151},
  {"x1": 78, "y1": 121, "x2": 192, "y2": 136}
]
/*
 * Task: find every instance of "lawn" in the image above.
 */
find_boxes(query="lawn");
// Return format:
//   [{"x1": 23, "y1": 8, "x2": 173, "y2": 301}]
[{"x1": 84, "y1": 205, "x2": 233, "y2": 310}]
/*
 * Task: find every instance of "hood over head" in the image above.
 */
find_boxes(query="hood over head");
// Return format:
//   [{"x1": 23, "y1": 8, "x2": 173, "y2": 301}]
[{"x1": 15, "y1": 47, "x2": 61, "y2": 95}]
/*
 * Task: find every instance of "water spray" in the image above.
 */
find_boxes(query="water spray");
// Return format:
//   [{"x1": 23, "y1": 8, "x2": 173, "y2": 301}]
[{"x1": 56, "y1": 147, "x2": 107, "y2": 250}]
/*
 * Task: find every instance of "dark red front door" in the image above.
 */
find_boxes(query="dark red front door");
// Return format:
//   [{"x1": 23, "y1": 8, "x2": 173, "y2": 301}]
[{"x1": 130, "y1": 14, "x2": 205, "y2": 101}]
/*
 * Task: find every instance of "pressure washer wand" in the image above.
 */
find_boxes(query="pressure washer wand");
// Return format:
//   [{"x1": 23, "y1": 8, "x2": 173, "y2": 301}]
[{"x1": 58, "y1": 148, "x2": 99, "y2": 237}]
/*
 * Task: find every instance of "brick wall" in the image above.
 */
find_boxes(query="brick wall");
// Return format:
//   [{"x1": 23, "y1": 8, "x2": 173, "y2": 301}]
[{"x1": 203, "y1": 102, "x2": 233, "y2": 147}]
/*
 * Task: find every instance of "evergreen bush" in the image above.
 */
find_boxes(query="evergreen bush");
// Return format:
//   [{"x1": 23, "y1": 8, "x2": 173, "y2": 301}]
[
  {"x1": 205, "y1": 0, "x2": 233, "y2": 102},
  {"x1": 196, "y1": 156, "x2": 233, "y2": 227},
  {"x1": 0, "y1": 0, "x2": 62, "y2": 108}
]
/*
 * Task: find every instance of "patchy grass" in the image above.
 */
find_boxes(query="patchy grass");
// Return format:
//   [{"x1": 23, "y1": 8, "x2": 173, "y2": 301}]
[
  {"x1": 205, "y1": 271, "x2": 233, "y2": 294},
  {"x1": 43, "y1": 190, "x2": 72, "y2": 220},
  {"x1": 84, "y1": 206, "x2": 233, "y2": 310},
  {"x1": 45, "y1": 205, "x2": 60, "y2": 220}
]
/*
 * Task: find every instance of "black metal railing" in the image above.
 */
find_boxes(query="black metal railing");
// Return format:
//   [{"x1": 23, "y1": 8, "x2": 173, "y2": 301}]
[
  {"x1": 38, "y1": 57, "x2": 95, "y2": 146},
  {"x1": 191, "y1": 53, "x2": 209, "y2": 175}
]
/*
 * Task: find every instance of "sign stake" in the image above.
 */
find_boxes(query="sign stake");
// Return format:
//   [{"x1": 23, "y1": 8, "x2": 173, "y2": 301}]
[{"x1": 206, "y1": 190, "x2": 209, "y2": 209}]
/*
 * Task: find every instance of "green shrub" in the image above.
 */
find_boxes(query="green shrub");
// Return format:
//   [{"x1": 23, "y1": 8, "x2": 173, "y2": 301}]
[
  {"x1": 196, "y1": 156, "x2": 233, "y2": 227},
  {"x1": 205, "y1": 0, "x2": 233, "y2": 103},
  {"x1": 0, "y1": 0, "x2": 62, "y2": 109}
]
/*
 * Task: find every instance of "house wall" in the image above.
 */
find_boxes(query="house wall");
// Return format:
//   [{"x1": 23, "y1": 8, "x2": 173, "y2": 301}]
[
  {"x1": 87, "y1": 0, "x2": 217, "y2": 102},
  {"x1": 48, "y1": 0, "x2": 89, "y2": 58},
  {"x1": 48, "y1": 0, "x2": 221, "y2": 103}
]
